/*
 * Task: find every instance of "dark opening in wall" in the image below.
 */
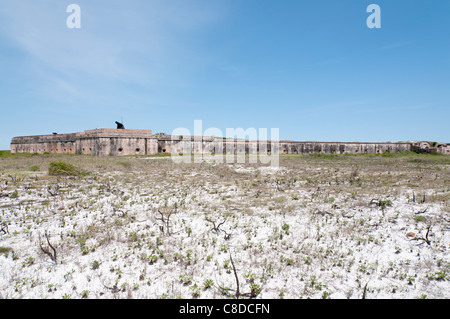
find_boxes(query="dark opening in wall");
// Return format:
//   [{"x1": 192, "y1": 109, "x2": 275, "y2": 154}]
[
  {"x1": 136, "y1": 148, "x2": 140, "y2": 152},
  {"x1": 118, "y1": 148, "x2": 123, "y2": 152},
  {"x1": 163, "y1": 149, "x2": 166, "y2": 153}
]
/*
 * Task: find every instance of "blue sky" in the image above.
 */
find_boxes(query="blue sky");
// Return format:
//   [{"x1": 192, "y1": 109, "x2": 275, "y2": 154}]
[{"x1": 0, "y1": 0, "x2": 449, "y2": 149}]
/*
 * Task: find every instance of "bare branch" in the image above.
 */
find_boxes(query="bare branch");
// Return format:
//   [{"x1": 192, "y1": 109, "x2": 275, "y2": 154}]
[
  {"x1": 414, "y1": 207, "x2": 428, "y2": 215},
  {"x1": 205, "y1": 216, "x2": 231, "y2": 240},
  {"x1": 409, "y1": 225, "x2": 432, "y2": 246},
  {"x1": 39, "y1": 231, "x2": 57, "y2": 262},
  {"x1": 0, "y1": 221, "x2": 8, "y2": 235},
  {"x1": 362, "y1": 281, "x2": 370, "y2": 299},
  {"x1": 229, "y1": 252, "x2": 240, "y2": 299},
  {"x1": 156, "y1": 206, "x2": 178, "y2": 236},
  {"x1": 45, "y1": 231, "x2": 57, "y2": 262},
  {"x1": 205, "y1": 216, "x2": 227, "y2": 232}
]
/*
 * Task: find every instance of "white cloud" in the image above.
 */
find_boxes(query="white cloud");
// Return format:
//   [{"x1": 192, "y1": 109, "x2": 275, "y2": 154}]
[{"x1": 0, "y1": 0, "x2": 224, "y2": 104}]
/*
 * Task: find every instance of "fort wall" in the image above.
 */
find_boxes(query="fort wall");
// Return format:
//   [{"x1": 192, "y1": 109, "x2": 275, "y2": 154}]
[
  {"x1": 278, "y1": 141, "x2": 412, "y2": 155},
  {"x1": 11, "y1": 129, "x2": 158, "y2": 156},
  {"x1": 157, "y1": 135, "x2": 215, "y2": 154},
  {"x1": 11, "y1": 133, "x2": 78, "y2": 154},
  {"x1": 156, "y1": 138, "x2": 412, "y2": 155},
  {"x1": 10, "y1": 129, "x2": 448, "y2": 156}
]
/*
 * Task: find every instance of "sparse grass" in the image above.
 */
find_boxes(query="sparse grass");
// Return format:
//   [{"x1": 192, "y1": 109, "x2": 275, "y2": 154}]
[
  {"x1": 0, "y1": 247, "x2": 12, "y2": 255},
  {"x1": 28, "y1": 165, "x2": 40, "y2": 172},
  {"x1": 0, "y1": 151, "x2": 448, "y2": 299},
  {"x1": 0, "y1": 150, "x2": 34, "y2": 158}
]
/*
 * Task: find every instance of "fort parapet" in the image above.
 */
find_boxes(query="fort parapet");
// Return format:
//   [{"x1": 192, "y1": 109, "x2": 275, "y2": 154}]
[
  {"x1": 11, "y1": 129, "x2": 157, "y2": 156},
  {"x1": 10, "y1": 128, "x2": 450, "y2": 156}
]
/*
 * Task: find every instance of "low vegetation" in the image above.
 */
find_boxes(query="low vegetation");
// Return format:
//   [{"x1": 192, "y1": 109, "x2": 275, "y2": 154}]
[
  {"x1": 0, "y1": 151, "x2": 448, "y2": 299},
  {"x1": 48, "y1": 161, "x2": 83, "y2": 176}
]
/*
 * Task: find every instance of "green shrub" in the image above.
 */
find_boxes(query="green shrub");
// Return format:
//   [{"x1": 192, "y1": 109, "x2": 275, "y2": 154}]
[
  {"x1": 91, "y1": 260, "x2": 101, "y2": 270},
  {"x1": 414, "y1": 215, "x2": 427, "y2": 223},
  {"x1": 28, "y1": 165, "x2": 40, "y2": 172},
  {"x1": 202, "y1": 279, "x2": 214, "y2": 290},
  {"x1": 0, "y1": 247, "x2": 12, "y2": 255},
  {"x1": 48, "y1": 161, "x2": 83, "y2": 176},
  {"x1": 282, "y1": 223, "x2": 290, "y2": 235}
]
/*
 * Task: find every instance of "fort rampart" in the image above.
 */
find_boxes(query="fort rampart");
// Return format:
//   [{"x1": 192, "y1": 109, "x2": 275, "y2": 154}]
[{"x1": 10, "y1": 128, "x2": 450, "y2": 156}]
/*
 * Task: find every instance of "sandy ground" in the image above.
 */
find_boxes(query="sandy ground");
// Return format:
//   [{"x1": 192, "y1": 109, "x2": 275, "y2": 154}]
[{"x1": 0, "y1": 154, "x2": 448, "y2": 299}]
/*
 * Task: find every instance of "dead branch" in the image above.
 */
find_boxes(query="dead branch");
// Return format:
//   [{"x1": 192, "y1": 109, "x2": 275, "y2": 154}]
[
  {"x1": 226, "y1": 252, "x2": 263, "y2": 299},
  {"x1": 223, "y1": 231, "x2": 232, "y2": 240},
  {"x1": 419, "y1": 194, "x2": 426, "y2": 204},
  {"x1": 156, "y1": 206, "x2": 177, "y2": 236},
  {"x1": 411, "y1": 192, "x2": 426, "y2": 204},
  {"x1": 39, "y1": 231, "x2": 57, "y2": 262},
  {"x1": 47, "y1": 184, "x2": 60, "y2": 197},
  {"x1": 316, "y1": 210, "x2": 333, "y2": 217},
  {"x1": 229, "y1": 252, "x2": 240, "y2": 299},
  {"x1": 414, "y1": 207, "x2": 428, "y2": 215},
  {"x1": 205, "y1": 216, "x2": 226, "y2": 232},
  {"x1": 409, "y1": 225, "x2": 432, "y2": 246},
  {"x1": 215, "y1": 283, "x2": 234, "y2": 297},
  {"x1": 205, "y1": 216, "x2": 231, "y2": 240},
  {"x1": 0, "y1": 223, "x2": 8, "y2": 235},
  {"x1": 100, "y1": 279, "x2": 120, "y2": 294},
  {"x1": 362, "y1": 281, "x2": 370, "y2": 299}
]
